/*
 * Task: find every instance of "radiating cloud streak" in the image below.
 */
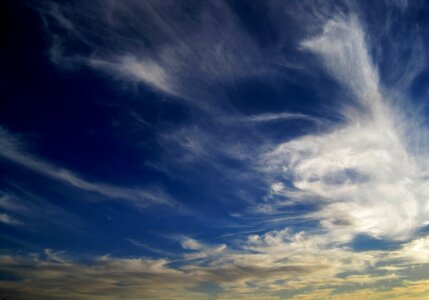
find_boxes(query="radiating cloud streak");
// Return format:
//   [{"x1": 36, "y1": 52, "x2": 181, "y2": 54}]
[{"x1": 0, "y1": 127, "x2": 176, "y2": 208}]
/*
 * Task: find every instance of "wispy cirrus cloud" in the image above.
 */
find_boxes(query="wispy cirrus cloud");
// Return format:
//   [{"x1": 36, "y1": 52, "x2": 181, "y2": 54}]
[
  {"x1": 39, "y1": 0, "x2": 265, "y2": 104},
  {"x1": 0, "y1": 127, "x2": 177, "y2": 208},
  {"x1": 0, "y1": 212, "x2": 22, "y2": 225},
  {"x1": 239, "y1": 112, "x2": 323, "y2": 124},
  {"x1": 0, "y1": 188, "x2": 85, "y2": 234}
]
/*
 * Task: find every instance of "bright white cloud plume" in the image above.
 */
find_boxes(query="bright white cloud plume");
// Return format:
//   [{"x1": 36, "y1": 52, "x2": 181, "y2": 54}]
[{"x1": 262, "y1": 15, "x2": 429, "y2": 241}]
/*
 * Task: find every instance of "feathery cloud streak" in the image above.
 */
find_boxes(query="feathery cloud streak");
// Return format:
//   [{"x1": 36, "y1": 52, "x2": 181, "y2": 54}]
[{"x1": 0, "y1": 127, "x2": 175, "y2": 208}]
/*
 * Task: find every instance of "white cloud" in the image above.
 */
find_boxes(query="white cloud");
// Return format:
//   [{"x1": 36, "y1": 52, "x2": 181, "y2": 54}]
[
  {"x1": 387, "y1": 235, "x2": 429, "y2": 264},
  {"x1": 262, "y1": 15, "x2": 429, "y2": 241},
  {"x1": 0, "y1": 213, "x2": 21, "y2": 225},
  {"x1": 180, "y1": 237, "x2": 227, "y2": 261},
  {"x1": 126, "y1": 238, "x2": 176, "y2": 257},
  {"x1": 89, "y1": 56, "x2": 178, "y2": 97},
  {"x1": 181, "y1": 237, "x2": 203, "y2": 250},
  {"x1": 240, "y1": 112, "x2": 321, "y2": 123},
  {"x1": 301, "y1": 15, "x2": 382, "y2": 114}
]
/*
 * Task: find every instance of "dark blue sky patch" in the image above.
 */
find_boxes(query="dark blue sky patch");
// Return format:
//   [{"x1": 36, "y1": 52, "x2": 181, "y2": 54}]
[{"x1": 348, "y1": 234, "x2": 402, "y2": 252}]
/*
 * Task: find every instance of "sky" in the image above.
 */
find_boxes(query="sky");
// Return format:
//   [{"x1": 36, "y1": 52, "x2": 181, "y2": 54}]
[{"x1": 1, "y1": 0, "x2": 429, "y2": 299}]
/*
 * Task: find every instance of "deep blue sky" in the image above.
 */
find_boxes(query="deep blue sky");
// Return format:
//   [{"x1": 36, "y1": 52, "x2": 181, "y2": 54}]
[{"x1": 2, "y1": 1, "x2": 429, "y2": 299}]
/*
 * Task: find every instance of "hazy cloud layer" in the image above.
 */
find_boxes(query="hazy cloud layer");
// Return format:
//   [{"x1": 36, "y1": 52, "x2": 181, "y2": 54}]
[{"x1": 2, "y1": 232, "x2": 429, "y2": 299}]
